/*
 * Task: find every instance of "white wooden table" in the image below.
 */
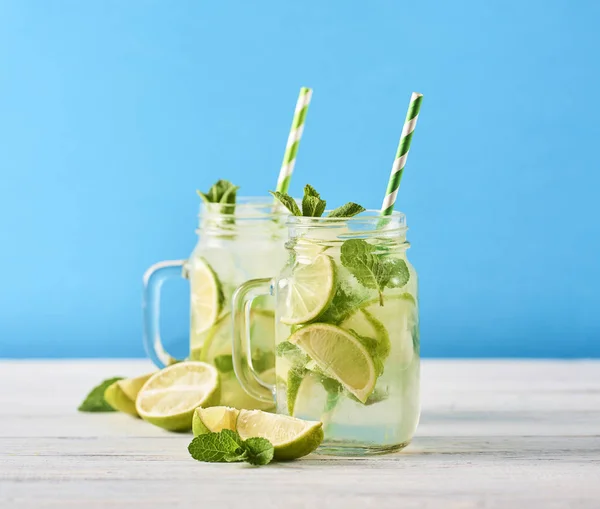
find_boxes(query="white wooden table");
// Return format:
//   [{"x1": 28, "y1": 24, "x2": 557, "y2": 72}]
[{"x1": 1, "y1": 360, "x2": 598, "y2": 508}]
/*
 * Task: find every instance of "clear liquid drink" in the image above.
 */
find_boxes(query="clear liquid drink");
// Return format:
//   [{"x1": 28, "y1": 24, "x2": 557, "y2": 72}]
[
  {"x1": 232, "y1": 211, "x2": 420, "y2": 455},
  {"x1": 144, "y1": 198, "x2": 288, "y2": 410}
]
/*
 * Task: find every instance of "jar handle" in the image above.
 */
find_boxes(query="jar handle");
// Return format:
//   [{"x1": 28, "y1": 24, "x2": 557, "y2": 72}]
[
  {"x1": 142, "y1": 260, "x2": 188, "y2": 368},
  {"x1": 231, "y1": 278, "x2": 276, "y2": 404}
]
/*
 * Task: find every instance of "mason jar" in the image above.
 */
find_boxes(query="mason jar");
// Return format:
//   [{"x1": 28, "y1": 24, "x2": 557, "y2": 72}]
[
  {"x1": 232, "y1": 211, "x2": 420, "y2": 455},
  {"x1": 143, "y1": 197, "x2": 289, "y2": 410}
]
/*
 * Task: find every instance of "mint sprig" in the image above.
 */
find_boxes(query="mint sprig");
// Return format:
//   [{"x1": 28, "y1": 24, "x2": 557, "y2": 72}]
[
  {"x1": 188, "y1": 430, "x2": 274, "y2": 466},
  {"x1": 340, "y1": 239, "x2": 410, "y2": 305},
  {"x1": 78, "y1": 377, "x2": 123, "y2": 412},
  {"x1": 197, "y1": 180, "x2": 240, "y2": 213},
  {"x1": 270, "y1": 184, "x2": 365, "y2": 218},
  {"x1": 301, "y1": 184, "x2": 327, "y2": 217}
]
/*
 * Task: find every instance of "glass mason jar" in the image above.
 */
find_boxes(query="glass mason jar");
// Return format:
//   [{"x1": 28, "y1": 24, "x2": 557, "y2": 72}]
[
  {"x1": 232, "y1": 212, "x2": 420, "y2": 455},
  {"x1": 143, "y1": 197, "x2": 289, "y2": 410}
]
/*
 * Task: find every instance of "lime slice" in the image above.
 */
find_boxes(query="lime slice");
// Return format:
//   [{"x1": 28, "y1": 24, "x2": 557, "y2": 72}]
[
  {"x1": 196, "y1": 309, "x2": 275, "y2": 411},
  {"x1": 295, "y1": 238, "x2": 325, "y2": 261},
  {"x1": 199, "y1": 310, "x2": 275, "y2": 366},
  {"x1": 104, "y1": 372, "x2": 154, "y2": 417},
  {"x1": 191, "y1": 312, "x2": 230, "y2": 361},
  {"x1": 281, "y1": 254, "x2": 336, "y2": 325},
  {"x1": 192, "y1": 406, "x2": 239, "y2": 436},
  {"x1": 190, "y1": 257, "x2": 224, "y2": 337},
  {"x1": 136, "y1": 361, "x2": 220, "y2": 431},
  {"x1": 340, "y1": 307, "x2": 390, "y2": 360},
  {"x1": 237, "y1": 409, "x2": 323, "y2": 460},
  {"x1": 289, "y1": 323, "x2": 376, "y2": 403},
  {"x1": 359, "y1": 294, "x2": 417, "y2": 369}
]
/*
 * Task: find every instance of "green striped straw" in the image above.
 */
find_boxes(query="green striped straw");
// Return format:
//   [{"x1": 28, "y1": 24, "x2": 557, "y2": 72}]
[
  {"x1": 381, "y1": 92, "x2": 423, "y2": 215},
  {"x1": 275, "y1": 87, "x2": 313, "y2": 194}
]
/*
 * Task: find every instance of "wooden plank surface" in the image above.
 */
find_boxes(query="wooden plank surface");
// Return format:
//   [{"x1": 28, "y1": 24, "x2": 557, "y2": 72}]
[{"x1": 1, "y1": 360, "x2": 599, "y2": 508}]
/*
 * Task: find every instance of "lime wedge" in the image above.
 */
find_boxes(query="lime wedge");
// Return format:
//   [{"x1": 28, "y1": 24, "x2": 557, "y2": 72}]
[
  {"x1": 281, "y1": 254, "x2": 336, "y2": 325},
  {"x1": 192, "y1": 406, "x2": 239, "y2": 436},
  {"x1": 288, "y1": 323, "x2": 376, "y2": 403},
  {"x1": 359, "y1": 294, "x2": 417, "y2": 369},
  {"x1": 136, "y1": 361, "x2": 220, "y2": 431},
  {"x1": 190, "y1": 257, "x2": 224, "y2": 337},
  {"x1": 340, "y1": 307, "x2": 390, "y2": 360},
  {"x1": 237, "y1": 409, "x2": 323, "y2": 460},
  {"x1": 104, "y1": 372, "x2": 154, "y2": 417}
]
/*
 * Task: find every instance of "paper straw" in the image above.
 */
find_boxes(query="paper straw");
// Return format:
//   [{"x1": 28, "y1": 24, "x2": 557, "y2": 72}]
[
  {"x1": 275, "y1": 87, "x2": 313, "y2": 194},
  {"x1": 381, "y1": 92, "x2": 423, "y2": 215}
]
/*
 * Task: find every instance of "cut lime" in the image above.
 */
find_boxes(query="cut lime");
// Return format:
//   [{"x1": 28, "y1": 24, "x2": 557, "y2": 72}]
[
  {"x1": 196, "y1": 308, "x2": 275, "y2": 411},
  {"x1": 136, "y1": 361, "x2": 220, "y2": 431},
  {"x1": 289, "y1": 323, "x2": 376, "y2": 403},
  {"x1": 191, "y1": 312, "x2": 230, "y2": 362},
  {"x1": 359, "y1": 293, "x2": 417, "y2": 369},
  {"x1": 190, "y1": 257, "x2": 224, "y2": 337},
  {"x1": 237, "y1": 409, "x2": 323, "y2": 460},
  {"x1": 199, "y1": 309, "x2": 274, "y2": 366},
  {"x1": 192, "y1": 406, "x2": 239, "y2": 436},
  {"x1": 104, "y1": 372, "x2": 154, "y2": 417},
  {"x1": 294, "y1": 238, "x2": 325, "y2": 261},
  {"x1": 340, "y1": 307, "x2": 391, "y2": 360},
  {"x1": 281, "y1": 254, "x2": 336, "y2": 325}
]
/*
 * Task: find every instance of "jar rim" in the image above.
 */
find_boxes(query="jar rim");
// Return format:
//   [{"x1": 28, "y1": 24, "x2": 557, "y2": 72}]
[
  {"x1": 199, "y1": 196, "x2": 299, "y2": 219},
  {"x1": 286, "y1": 210, "x2": 406, "y2": 227}
]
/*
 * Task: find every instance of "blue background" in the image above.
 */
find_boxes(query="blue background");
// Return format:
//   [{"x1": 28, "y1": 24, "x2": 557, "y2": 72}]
[{"x1": 1, "y1": 0, "x2": 598, "y2": 358}]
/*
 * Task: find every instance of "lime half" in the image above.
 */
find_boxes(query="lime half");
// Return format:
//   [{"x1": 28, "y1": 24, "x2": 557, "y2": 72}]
[
  {"x1": 104, "y1": 372, "x2": 154, "y2": 417},
  {"x1": 190, "y1": 257, "x2": 224, "y2": 336},
  {"x1": 136, "y1": 361, "x2": 220, "y2": 431},
  {"x1": 281, "y1": 254, "x2": 336, "y2": 325},
  {"x1": 237, "y1": 409, "x2": 323, "y2": 460},
  {"x1": 192, "y1": 406, "x2": 240, "y2": 436},
  {"x1": 289, "y1": 323, "x2": 377, "y2": 403}
]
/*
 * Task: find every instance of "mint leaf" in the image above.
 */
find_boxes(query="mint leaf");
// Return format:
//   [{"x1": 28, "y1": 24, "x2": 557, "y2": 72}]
[
  {"x1": 287, "y1": 367, "x2": 306, "y2": 415},
  {"x1": 214, "y1": 355, "x2": 234, "y2": 373},
  {"x1": 340, "y1": 239, "x2": 410, "y2": 304},
  {"x1": 328, "y1": 202, "x2": 365, "y2": 218},
  {"x1": 188, "y1": 429, "x2": 247, "y2": 463},
  {"x1": 359, "y1": 308, "x2": 391, "y2": 360},
  {"x1": 302, "y1": 196, "x2": 326, "y2": 217},
  {"x1": 353, "y1": 331, "x2": 385, "y2": 377},
  {"x1": 276, "y1": 341, "x2": 309, "y2": 367},
  {"x1": 243, "y1": 437, "x2": 274, "y2": 466},
  {"x1": 320, "y1": 376, "x2": 343, "y2": 413},
  {"x1": 317, "y1": 284, "x2": 367, "y2": 324},
  {"x1": 78, "y1": 377, "x2": 123, "y2": 412},
  {"x1": 340, "y1": 240, "x2": 389, "y2": 304},
  {"x1": 188, "y1": 430, "x2": 274, "y2": 467},
  {"x1": 302, "y1": 184, "x2": 326, "y2": 217},
  {"x1": 270, "y1": 191, "x2": 301, "y2": 216},
  {"x1": 303, "y1": 184, "x2": 320, "y2": 198},
  {"x1": 386, "y1": 258, "x2": 410, "y2": 288}
]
